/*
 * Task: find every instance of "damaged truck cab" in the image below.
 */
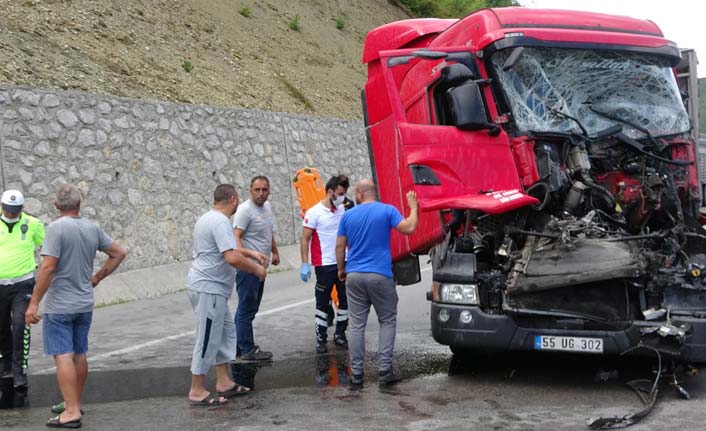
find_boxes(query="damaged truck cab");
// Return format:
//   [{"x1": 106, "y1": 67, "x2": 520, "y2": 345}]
[{"x1": 362, "y1": 8, "x2": 706, "y2": 362}]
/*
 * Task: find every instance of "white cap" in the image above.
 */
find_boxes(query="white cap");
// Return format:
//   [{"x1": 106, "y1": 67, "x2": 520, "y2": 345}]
[{"x1": 1, "y1": 190, "x2": 24, "y2": 212}]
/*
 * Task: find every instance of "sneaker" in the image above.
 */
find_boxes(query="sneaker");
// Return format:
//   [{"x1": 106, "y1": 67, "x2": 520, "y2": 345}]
[
  {"x1": 334, "y1": 333, "x2": 348, "y2": 347},
  {"x1": 378, "y1": 369, "x2": 401, "y2": 385},
  {"x1": 349, "y1": 373, "x2": 364, "y2": 391},
  {"x1": 240, "y1": 346, "x2": 273, "y2": 361},
  {"x1": 316, "y1": 341, "x2": 328, "y2": 354}
]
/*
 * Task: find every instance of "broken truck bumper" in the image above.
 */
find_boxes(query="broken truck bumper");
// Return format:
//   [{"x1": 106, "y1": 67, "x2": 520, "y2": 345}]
[{"x1": 430, "y1": 303, "x2": 706, "y2": 362}]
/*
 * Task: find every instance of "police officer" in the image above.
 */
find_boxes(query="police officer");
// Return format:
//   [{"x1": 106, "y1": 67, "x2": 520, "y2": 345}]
[{"x1": 0, "y1": 190, "x2": 44, "y2": 389}]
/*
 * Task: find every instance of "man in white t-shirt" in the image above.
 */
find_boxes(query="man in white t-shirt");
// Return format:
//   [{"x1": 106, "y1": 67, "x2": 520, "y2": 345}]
[{"x1": 300, "y1": 176, "x2": 348, "y2": 353}]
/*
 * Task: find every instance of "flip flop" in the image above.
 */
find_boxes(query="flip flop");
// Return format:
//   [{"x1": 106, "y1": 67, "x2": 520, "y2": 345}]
[
  {"x1": 46, "y1": 415, "x2": 82, "y2": 428},
  {"x1": 217, "y1": 383, "x2": 251, "y2": 398},
  {"x1": 50, "y1": 402, "x2": 84, "y2": 415},
  {"x1": 189, "y1": 393, "x2": 228, "y2": 407}
]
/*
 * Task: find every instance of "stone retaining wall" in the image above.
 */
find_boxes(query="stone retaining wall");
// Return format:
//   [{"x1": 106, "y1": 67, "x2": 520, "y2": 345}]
[{"x1": 0, "y1": 85, "x2": 370, "y2": 272}]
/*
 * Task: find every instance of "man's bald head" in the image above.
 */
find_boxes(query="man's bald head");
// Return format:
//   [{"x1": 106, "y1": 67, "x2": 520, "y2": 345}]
[{"x1": 355, "y1": 179, "x2": 377, "y2": 203}]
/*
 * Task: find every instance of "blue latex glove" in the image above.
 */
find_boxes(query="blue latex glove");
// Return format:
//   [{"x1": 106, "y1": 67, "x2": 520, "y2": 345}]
[{"x1": 300, "y1": 263, "x2": 311, "y2": 282}]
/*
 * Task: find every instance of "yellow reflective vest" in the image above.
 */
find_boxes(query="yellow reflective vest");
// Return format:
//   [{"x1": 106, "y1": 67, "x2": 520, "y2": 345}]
[{"x1": 0, "y1": 213, "x2": 45, "y2": 281}]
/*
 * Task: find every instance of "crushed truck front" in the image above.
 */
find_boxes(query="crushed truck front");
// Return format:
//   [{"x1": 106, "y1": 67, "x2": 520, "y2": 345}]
[{"x1": 362, "y1": 7, "x2": 706, "y2": 362}]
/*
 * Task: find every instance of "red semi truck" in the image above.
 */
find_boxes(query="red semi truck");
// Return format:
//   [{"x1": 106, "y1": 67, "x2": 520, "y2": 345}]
[{"x1": 362, "y1": 8, "x2": 706, "y2": 362}]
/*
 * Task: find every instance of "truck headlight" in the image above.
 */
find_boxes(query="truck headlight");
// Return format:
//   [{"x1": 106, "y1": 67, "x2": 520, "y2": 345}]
[{"x1": 438, "y1": 283, "x2": 479, "y2": 305}]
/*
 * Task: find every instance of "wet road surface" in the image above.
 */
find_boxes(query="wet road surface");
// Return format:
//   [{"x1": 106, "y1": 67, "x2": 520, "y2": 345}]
[{"x1": 1, "y1": 266, "x2": 705, "y2": 429}]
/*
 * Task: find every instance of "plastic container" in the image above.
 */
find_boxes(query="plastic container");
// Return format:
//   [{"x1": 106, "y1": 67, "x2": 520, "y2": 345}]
[{"x1": 292, "y1": 167, "x2": 325, "y2": 215}]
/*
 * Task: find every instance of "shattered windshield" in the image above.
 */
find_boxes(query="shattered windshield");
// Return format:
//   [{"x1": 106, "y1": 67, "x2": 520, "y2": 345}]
[{"x1": 490, "y1": 47, "x2": 690, "y2": 138}]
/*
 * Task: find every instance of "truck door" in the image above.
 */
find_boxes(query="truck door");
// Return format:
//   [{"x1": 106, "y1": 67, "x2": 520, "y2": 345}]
[{"x1": 379, "y1": 48, "x2": 538, "y2": 214}]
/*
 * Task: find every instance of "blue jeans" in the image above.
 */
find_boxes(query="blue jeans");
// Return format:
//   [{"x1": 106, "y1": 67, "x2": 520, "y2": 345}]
[
  {"x1": 43, "y1": 312, "x2": 93, "y2": 356},
  {"x1": 235, "y1": 271, "x2": 264, "y2": 356}
]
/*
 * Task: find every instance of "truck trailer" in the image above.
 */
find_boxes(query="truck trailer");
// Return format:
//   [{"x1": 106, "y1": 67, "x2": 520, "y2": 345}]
[{"x1": 362, "y1": 7, "x2": 706, "y2": 362}]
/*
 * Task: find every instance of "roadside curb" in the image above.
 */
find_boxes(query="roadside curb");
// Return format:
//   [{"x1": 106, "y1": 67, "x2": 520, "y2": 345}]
[{"x1": 92, "y1": 243, "x2": 301, "y2": 308}]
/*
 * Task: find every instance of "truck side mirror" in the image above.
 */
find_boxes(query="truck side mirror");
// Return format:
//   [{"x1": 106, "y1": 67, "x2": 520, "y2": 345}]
[
  {"x1": 446, "y1": 82, "x2": 500, "y2": 136},
  {"x1": 440, "y1": 63, "x2": 478, "y2": 83}
]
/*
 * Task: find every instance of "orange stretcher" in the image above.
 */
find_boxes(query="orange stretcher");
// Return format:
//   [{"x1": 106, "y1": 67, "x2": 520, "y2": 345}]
[{"x1": 292, "y1": 167, "x2": 339, "y2": 308}]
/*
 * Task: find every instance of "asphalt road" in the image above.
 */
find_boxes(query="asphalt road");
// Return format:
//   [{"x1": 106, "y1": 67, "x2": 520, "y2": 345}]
[{"x1": 1, "y1": 265, "x2": 705, "y2": 430}]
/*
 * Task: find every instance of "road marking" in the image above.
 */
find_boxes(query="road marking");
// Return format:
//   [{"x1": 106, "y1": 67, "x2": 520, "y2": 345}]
[
  {"x1": 258, "y1": 298, "x2": 314, "y2": 316},
  {"x1": 34, "y1": 298, "x2": 316, "y2": 374}
]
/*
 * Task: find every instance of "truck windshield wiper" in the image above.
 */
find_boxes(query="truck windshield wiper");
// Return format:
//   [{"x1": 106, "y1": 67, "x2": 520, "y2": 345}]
[
  {"x1": 588, "y1": 106, "x2": 692, "y2": 166},
  {"x1": 588, "y1": 106, "x2": 673, "y2": 150},
  {"x1": 614, "y1": 133, "x2": 693, "y2": 166},
  {"x1": 549, "y1": 106, "x2": 588, "y2": 137},
  {"x1": 590, "y1": 124, "x2": 623, "y2": 140},
  {"x1": 588, "y1": 106, "x2": 650, "y2": 136}
]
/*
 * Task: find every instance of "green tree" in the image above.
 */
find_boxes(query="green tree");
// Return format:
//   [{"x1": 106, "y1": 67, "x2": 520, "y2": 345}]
[{"x1": 397, "y1": 0, "x2": 518, "y2": 18}]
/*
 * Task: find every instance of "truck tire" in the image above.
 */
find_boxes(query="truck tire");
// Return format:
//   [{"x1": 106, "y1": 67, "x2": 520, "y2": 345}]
[
  {"x1": 450, "y1": 346, "x2": 498, "y2": 362},
  {"x1": 449, "y1": 345, "x2": 475, "y2": 357}
]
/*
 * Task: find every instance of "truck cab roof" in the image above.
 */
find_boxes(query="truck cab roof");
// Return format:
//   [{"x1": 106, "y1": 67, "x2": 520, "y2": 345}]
[{"x1": 363, "y1": 7, "x2": 672, "y2": 65}]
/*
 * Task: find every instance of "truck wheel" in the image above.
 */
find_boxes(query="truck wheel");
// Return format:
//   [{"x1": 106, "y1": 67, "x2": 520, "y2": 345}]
[
  {"x1": 450, "y1": 346, "x2": 497, "y2": 361},
  {"x1": 449, "y1": 346, "x2": 475, "y2": 357}
]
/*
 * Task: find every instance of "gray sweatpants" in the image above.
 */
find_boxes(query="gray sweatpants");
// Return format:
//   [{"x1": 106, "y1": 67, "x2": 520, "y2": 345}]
[
  {"x1": 346, "y1": 272, "x2": 398, "y2": 376},
  {"x1": 188, "y1": 290, "x2": 236, "y2": 376}
]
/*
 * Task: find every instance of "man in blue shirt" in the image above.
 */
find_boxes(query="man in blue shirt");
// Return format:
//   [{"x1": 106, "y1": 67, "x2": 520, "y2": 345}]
[{"x1": 335, "y1": 179, "x2": 418, "y2": 390}]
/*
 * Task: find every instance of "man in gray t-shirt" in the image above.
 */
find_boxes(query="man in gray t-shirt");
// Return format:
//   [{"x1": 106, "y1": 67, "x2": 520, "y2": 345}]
[
  {"x1": 186, "y1": 184, "x2": 268, "y2": 406},
  {"x1": 233, "y1": 199, "x2": 275, "y2": 258},
  {"x1": 25, "y1": 184, "x2": 126, "y2": 427},
  {"x1": 232, "y1": 175, "x2": 279, "y2": 360},
  {"x1": 40, "y1": 217, "x2": 113, "y2": 314},
  {"x1": 187, "y1": 209, "x2": 240, "y2": 298}
]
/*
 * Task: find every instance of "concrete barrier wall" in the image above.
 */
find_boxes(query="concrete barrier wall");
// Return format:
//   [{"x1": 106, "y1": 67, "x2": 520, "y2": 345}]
[{"x1": 0, "y1": 85, "x2": 371, "y2": 280}]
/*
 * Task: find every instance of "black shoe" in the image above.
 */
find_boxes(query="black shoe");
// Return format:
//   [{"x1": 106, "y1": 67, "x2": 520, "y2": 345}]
[
  {"x1": 240, "y1": 346, "x2": 273, "y2": 361},
  {"x1": 349, "y1": 373, "x2": 364, "y2": 391},
  {"x1": 316, "y1": 341, "x2": 328, "y2": 354},
  {"x1": 378, "y1": 370, "x2": 401, "y2": 385},
  {"x1": 334, "y1": 333, "x2": 347, "y2": 347},
  {"x1": 13, "y1": 385, "x2": 29, "y2": 408}
]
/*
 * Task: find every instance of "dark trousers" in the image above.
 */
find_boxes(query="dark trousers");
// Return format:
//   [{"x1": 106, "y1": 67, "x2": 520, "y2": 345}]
[
  {"x1": 314, "y1": 265, "x2": 348, "y2": 342},
  {"x1": 0, "y1": 279, "x2": 34, "y2": 388},
  {"x1": 346, "y1": 272, "x2": 398, "y2": 376},
  {"x1": 235, "y1": 271, "x2": 265, "y2": 356}
]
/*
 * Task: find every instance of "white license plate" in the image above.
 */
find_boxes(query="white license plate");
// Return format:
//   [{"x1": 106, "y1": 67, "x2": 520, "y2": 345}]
[{"x1": 534, "y1": 335, "x2": 603, "y2": 353}]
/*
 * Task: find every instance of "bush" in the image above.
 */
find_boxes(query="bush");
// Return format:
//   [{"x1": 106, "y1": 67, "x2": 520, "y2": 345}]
[
  {"x1": 239, "y1": 6, "x2": 251, "y2": 18},
  {"x1": 397, "y1": 0, "x2": 434, "y2": 16},
  {"x1": 288, "y1": 15, "x2": 301, "y2": 31},
  {"x1": 279, "y1": 76, "x2": 314, "y2": 111},
  {"x1": 335, "y1": 16, "x2": 345, "y2": 30},
  {"x1": 182, "y1": 60, "x2": 194, "y2": 73},
  {"x1": 397, "y1": 0, "x2": 518, "y2": 18}
]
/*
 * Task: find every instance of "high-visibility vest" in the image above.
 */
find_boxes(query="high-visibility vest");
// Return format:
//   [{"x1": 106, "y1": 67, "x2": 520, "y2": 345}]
[{"x1": 0, "y1": 213, "x2": 45, "y2": 281}]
